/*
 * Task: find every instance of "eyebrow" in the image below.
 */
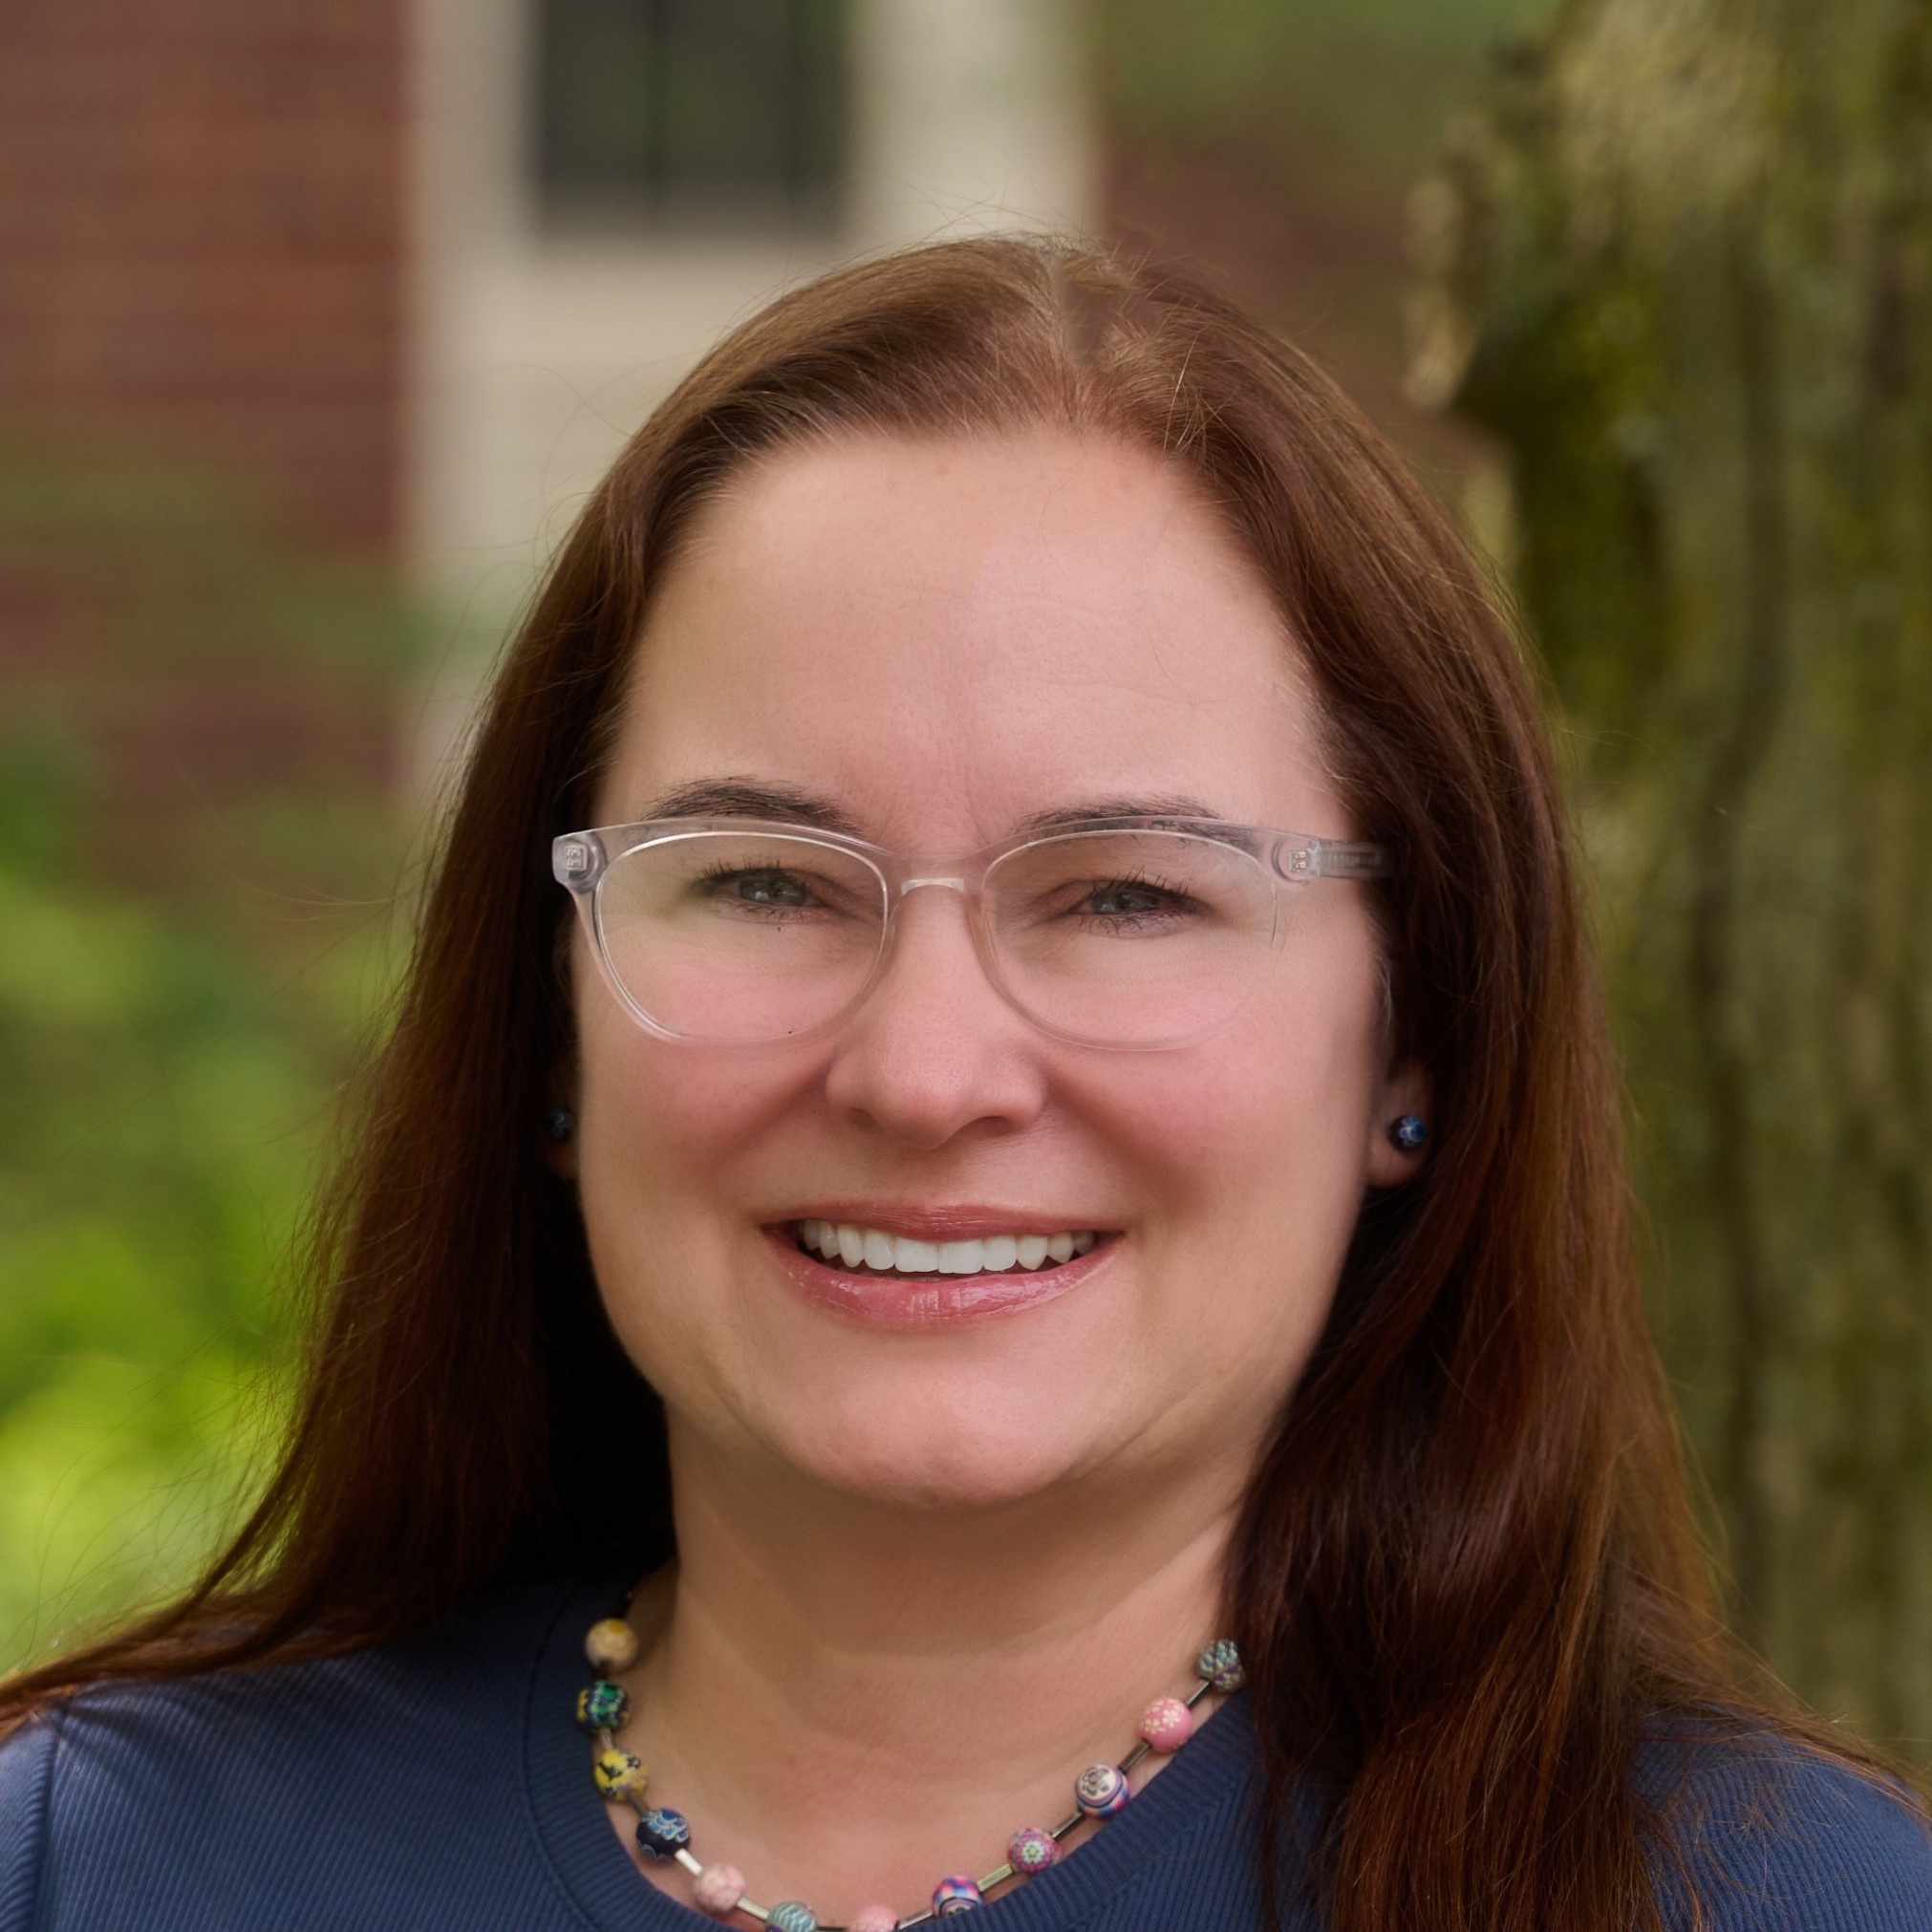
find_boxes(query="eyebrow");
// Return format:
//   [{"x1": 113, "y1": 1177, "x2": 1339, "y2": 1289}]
[
  {"x1": 634, "y1": 780, "x2": 869, "y2": 837},
  {"x1": 630, "y1": 781, "x2": 1230, "y2": 842},
  {"x1": 1011, "y1": 794, "x2": 1226, "y2": 834}
]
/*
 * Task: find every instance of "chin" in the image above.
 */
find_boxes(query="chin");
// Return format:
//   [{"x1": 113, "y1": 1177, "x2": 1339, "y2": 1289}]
[{"x1": 762, "y1": 1395, "x2": 1109, "y2": 1514}]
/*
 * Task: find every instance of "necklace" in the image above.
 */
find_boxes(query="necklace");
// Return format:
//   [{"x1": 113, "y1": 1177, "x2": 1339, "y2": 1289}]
[{"x1": 575, "y1": 1608, "x2": 1244, "y2": 1931}]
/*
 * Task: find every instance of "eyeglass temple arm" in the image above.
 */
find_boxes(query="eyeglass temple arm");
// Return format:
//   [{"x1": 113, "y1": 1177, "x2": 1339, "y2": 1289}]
[{"x1": 1279, "y1": 838, "x2": 1390, "y2": 881}]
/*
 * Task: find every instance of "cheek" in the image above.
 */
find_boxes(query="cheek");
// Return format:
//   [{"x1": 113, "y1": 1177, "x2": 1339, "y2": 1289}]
[
  {"x1": 1074, "y1": 952, "x2": 1384, "y2": 1390},
  {"x1": 571, "y1": 1006, "x2": 810, "y2": 1347},
  {"x1": 1087, "y1": 978, "x2": 1380, "y2": 1213},
  {"x1": 572, "y1": 913, "x2": 819, "y2": 1173}
]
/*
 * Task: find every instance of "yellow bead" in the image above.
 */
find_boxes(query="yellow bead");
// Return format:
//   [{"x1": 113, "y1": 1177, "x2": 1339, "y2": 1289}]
[
  {"x1": 585, "y1": 1618, "x2": 641, "y2": 1672},
  {"x1": 593, "y1": 1749, "x2": 647, "y2": 1799}
]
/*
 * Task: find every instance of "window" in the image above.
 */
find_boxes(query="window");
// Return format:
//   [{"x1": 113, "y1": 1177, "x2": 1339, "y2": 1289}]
[{"x1": 535, "y1": 0, "x2": 849, "y2": 233}]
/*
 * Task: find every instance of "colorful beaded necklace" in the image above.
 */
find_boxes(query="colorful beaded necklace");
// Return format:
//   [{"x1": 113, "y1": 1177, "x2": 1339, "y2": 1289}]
[{"x1": 574, "y1": 1606, "x2": 1243, "y2": 1932}]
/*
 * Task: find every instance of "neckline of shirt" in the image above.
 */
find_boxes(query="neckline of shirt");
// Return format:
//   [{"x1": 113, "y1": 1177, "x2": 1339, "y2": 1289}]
[{"x1": 521, "y1": 1574, "x2": 1262, "y2": 1932}]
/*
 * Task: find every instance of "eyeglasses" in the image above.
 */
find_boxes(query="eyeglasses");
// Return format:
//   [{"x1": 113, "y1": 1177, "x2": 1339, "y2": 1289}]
[{"x1": 553, "y1": 816, "x2": 1389, "y2": 1051}]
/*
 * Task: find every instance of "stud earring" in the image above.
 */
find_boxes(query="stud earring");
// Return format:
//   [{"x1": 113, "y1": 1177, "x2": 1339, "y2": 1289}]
[
  {"x1": 544, "y1": 1105, "x2": 576, "y2": 1145},
  {"x1": 1387, "y1": 1114, "x2": 1428, "y2": 1152}
]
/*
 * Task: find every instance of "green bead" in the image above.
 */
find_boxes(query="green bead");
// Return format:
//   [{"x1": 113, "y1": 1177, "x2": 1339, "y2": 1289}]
[
  {"x1": 768, "y1": 1904, "x2": 819, "y2": 1932},
  {"x1": 1196, "y1": 1639, "x2": 1244, "y2": 1693},
  {"x1": 575, "y1": 1680, "x2": 630, "y2": 1732}
]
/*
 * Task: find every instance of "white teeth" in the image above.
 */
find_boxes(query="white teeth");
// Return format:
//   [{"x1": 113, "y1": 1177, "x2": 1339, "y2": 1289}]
[{"x1": 796, "y1": 1222, "x2": 1103, "y2": 1276}]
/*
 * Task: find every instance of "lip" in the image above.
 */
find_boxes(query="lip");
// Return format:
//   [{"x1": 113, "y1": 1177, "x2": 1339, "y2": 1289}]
[{"x1": 763, "y1": 1224, "x2": 1117, "y2": 1331}]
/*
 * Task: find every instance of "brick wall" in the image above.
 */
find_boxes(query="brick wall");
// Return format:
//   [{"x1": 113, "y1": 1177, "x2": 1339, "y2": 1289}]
[
  {"x1": 0, "y1": 0, "x2": 408, "y2": 556},
  {"x1": 0, "y1": 0, "x2": 411, "y2": 848}
]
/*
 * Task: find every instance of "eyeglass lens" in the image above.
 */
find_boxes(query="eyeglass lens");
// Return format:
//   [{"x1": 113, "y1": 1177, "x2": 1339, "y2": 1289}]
[{"x1": 592, "y1": 828, "x2": 1278, "y2": 1045}]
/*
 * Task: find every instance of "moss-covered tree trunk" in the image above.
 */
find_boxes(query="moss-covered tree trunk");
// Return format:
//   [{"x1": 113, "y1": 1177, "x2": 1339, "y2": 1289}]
[{"x1": 1413, "y1": 0, "x2": 1932, "y2": 1752}]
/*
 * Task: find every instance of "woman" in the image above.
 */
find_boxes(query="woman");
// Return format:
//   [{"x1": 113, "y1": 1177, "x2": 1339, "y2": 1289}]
[{"x1": 1, "y1": 239, "x2": 1925, "y2": 1932}]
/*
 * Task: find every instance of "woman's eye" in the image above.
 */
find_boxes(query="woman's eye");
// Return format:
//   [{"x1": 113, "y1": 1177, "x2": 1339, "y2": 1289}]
[
  {"x1": 718, "y1": 869, "x2": 811, "y2": 908},
  {"x1": 1079, "y1": 880, "x2": 1187, "y2": 919}
]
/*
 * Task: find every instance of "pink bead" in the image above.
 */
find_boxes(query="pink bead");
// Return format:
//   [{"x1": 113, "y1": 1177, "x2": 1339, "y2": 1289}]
[
  {"x1": 1139, "y1": 1695, "x2": 1194, "y2": 1752},
  {"x1": 933, "y1": 1876, "x2": 981, "y2": 1913},
  {"x1": 848, "y1": 1911, "x2": 899, "y2": 1932},
  {"x1": 1009, "y1": 1825, "x2": 1060, "y2": 1873},
  {"x1": 692, "y1": 1864, "x2": 745, "y2": 1916}
]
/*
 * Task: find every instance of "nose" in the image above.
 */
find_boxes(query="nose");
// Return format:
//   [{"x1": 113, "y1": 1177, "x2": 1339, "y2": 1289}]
[{"x1": 822, "y1": 880, "x2": 1048, "y2": 1149}]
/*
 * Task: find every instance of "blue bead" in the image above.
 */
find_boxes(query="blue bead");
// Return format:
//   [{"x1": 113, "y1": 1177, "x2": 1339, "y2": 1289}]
[
  {"x1": 575, "y1": 1681, "x2": 630, "y2": 1732},
  {"x1": 634, "y1": 1807, "x2": 690, "y2": 1858},
  {"x1": 933, "y1": 1875, "x2": 982, "y2": 1913},
  {"x1": 1196, "y1": 1639, "x2": 1245, "y2": 1692},
  {"x1": 1388, "y1": 1114, "x2": 1428, "y2": 1152},
  {"x1": 767, "y1": 1903, "x2": 819, "y2": 1932},
  {"x1": 1075, "y1": 1763, "x2": 1130, "y2": 1817}
]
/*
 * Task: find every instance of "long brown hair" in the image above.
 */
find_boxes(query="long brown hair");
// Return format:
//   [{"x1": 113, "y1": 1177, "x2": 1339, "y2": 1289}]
[{"x1": 0, "y1": 237, "x2": 1842, "y2": 1927}]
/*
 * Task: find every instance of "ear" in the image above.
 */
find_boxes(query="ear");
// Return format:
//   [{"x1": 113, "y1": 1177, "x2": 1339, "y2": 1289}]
[
  {"x1": 1364, "y1": 1057, "x2": 1431, "y2": 1190},
  {"x1": 543, "y1": 1063, "x2": 581, "y2": 1182}
]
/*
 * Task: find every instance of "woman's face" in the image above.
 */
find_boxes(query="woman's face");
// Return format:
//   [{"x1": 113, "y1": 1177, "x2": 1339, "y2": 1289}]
[{"x1": 574, "y1": 430, "x2": 1419, "y2": 1515}]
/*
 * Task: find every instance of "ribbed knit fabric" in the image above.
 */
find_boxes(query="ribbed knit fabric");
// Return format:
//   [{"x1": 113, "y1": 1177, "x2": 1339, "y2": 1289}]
[{"x1": 2, "y1": 1573, "x2": 1927, "y2": 1930}]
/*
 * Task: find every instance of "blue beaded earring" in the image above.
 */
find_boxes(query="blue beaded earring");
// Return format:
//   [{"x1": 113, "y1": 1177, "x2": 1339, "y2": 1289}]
[
  {"x1": 545, "y1": 1105, "x2": 576, "y2": 1145},
  {"x1": 1387, "y1": 1114, "x2": 1428, "y2": 1152}
]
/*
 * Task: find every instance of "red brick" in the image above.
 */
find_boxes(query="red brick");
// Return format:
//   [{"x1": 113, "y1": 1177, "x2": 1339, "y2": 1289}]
[{"x1": 0, "y1": 0, "x2": 408, "y2": 554}]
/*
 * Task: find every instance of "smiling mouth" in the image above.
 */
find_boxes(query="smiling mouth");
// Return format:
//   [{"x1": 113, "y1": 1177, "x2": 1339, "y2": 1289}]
[{"x1": 792, "y1": 1219, "x2": 1104, "y2": 1279}]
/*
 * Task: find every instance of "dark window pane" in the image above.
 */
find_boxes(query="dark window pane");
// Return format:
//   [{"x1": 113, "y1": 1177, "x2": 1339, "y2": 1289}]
[{"x1": 536, "y1": 0, "x2": 848, "y2": 233}]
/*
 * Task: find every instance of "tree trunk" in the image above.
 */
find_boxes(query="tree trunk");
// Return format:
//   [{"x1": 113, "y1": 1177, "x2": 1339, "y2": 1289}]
[{"x1": 1412, "y1": 0, "x2": 1932, "y2": 1753}]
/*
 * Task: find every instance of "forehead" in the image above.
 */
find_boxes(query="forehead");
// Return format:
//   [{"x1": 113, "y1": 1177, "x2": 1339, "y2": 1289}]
[{"x1": 599, "y1": 430, "x2": 1342, "y2": 842}]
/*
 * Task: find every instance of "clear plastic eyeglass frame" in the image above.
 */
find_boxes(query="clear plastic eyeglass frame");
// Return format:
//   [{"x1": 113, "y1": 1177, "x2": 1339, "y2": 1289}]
[{"x1": 552, "y1": 815, "x2": 1390, "y2": 1052}]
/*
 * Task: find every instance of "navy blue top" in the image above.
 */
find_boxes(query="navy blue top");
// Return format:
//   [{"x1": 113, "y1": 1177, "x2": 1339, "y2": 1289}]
[{"x1": 2, "y1": 1574, "x2": 1927, "y2": 1930}]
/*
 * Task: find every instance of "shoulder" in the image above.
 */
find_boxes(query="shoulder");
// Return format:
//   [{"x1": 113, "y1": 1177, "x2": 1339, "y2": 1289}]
[
  {"x1": 1642, "y1": 1720, "x2": 1932, "y2": 1930},
  {"x1": 0, "y1": 1715, "x2": 58, "y2": 1927},
  {"x1": 0, "y1": 1578, "x2": 590, "y2": 1932}
]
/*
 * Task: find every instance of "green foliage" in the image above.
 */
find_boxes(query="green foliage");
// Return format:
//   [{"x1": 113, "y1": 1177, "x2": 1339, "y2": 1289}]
[
  {"x1": 0, "y1": 432, "x2": 415, "y2": 1669},
  {"x1": 1420, "y1": 0, "x2": 1932, "y2": 1754},
  {"x1": 1094, "y1": 0, "x2": 1545, "y2": 182},
  {"x1": 0, "y1": 733, "x2": 403, "y2": 1665}
]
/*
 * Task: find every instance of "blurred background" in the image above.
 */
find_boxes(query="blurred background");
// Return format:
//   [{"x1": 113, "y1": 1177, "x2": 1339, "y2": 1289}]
[{"x1": 1, "y1": 0, "x2": 1926, "y2": 1761}]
